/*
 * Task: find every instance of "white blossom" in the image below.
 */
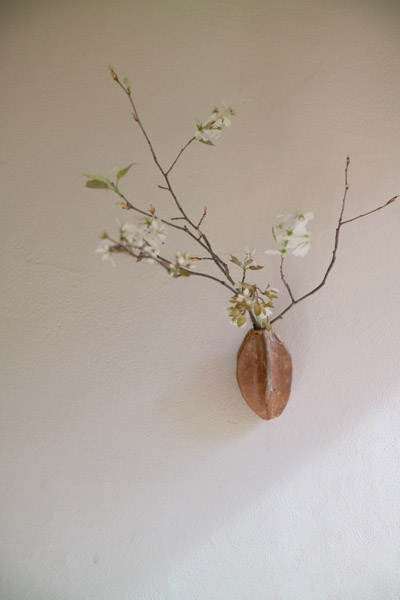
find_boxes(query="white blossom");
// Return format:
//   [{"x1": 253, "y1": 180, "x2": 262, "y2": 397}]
[
  {"x1": 195, "y1": 104, "x2": 235, "y2": 143},
  {"x1": 244, "y1": 247, "x2": 256, "y2": 264},
  {"x1": 95, "y1": 239, "x2": 116, "y2": 267},
  {"x1": 96, "y1": 216, "x2": 168, "y2": 267},
  {"x1": 266, "y1": 212, "x2": 313, "y2": 257},
  {"x1": 121, "y1": 217, "x2": 167, "y2": 261},
  {"x1": 169, "y1": 251, "x2": 196, "y2": 277}
]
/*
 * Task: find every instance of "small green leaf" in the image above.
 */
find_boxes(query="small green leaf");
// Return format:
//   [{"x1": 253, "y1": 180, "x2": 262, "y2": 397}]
[
  {"x1": 179, "y1": 268, "x2": 191, "y2": 277},
  {"x1": 123, "y1": 77, "x2": 131, "y2": 90},
  {"x1": 198, "y1": 139, "x2": 214, "y2": 146},
  {"x1": 254, "y1": 303, "x2": 261, "y2": 317},
  {"x1": 86, "y1": 180, "x2": 110, "y2": 189},
  {"x1": 230, "y1": 255, "x2": 243, "y2": 268},
  {"x1": 249, "y1": 265, "x2": 264, "y2": 270},
  {"x1": 84, "y1": 173, "x2": 110, "y2": 183},
  {"x1": 116, "y1": 163, "x2": 136, "y2": 181},
  {"x1": 237, "y1": 316, "x2": 246, "y2": 328}
]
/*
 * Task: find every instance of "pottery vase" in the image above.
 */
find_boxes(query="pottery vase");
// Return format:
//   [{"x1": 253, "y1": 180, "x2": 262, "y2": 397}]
[{"x1": 236, "y1": 329, "x2": 292, "y2": 420}]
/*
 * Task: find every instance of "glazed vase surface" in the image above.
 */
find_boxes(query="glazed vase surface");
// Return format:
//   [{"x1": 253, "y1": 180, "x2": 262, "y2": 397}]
[{"x1": 236, "y1": 329, "x2": 292, "y2": 420}]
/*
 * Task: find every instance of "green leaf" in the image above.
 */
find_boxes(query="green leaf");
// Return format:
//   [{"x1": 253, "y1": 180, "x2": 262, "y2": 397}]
[
  {"x1": 116, "y1": 163, "x2": 136, "y2": 181},
  {"x1": 237, "y1": 316, "x2": 246, "y2": 328},
  {"x1": 249, "y1": 265, "x2": 264, "y2": 270},
  {"x1": 123, "y1": 77, "x2": 131, "y2": 89},
  {"x1": 85, "y1": 180, "x2": 110, "y2": 189},
  {"x1": 198, "y1": 139, "x2": 214, "y2": 146},
  {"x1": 84, "y1": 173, "x2": 110, "y2": 183},
  {"x1": 178, "y1": 268, "x2": 191, "y2": 277},
  {"x1": 254, "y1": 303, "x2": 261, "y2": 317},
  {"x1": 230, "y1": 255, "x2": 243, "y2": 268}
]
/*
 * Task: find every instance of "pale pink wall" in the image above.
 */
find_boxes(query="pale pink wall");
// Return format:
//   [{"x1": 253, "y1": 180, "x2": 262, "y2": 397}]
[{"x1": 1, "y1": 0, "x2": 400, "y2": 598}]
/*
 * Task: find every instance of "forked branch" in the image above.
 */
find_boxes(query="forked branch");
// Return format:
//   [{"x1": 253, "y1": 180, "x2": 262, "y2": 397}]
[
  {"x1": 272, "y1": 158, "x2": 398, "y2": 325},
  {"x1": 107, "y1": 237, "x2": 238, "y2": 295},
  {"x1": 109, "y1": 68, "x2": 234, "y2": 287}
]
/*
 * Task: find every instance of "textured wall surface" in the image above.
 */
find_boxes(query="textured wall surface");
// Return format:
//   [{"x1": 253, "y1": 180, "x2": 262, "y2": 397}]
[{"x1": 1, "y1": 0, "x2": 400, "y2": 598}]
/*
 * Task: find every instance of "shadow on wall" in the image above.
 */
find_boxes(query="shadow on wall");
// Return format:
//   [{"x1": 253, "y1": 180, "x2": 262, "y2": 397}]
[{"x1": 111, "y1": 304, "x2": 395, "y2": 591}]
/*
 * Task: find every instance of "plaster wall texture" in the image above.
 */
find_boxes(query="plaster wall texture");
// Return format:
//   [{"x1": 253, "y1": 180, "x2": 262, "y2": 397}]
[{"x1": 1, "y1": 0, "x2": 400, "y2": 598}]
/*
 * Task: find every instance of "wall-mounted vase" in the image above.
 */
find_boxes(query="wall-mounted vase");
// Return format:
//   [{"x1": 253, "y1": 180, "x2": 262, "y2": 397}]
[{"x1": 236, "y1": 329, "x2": 292, "y2": 420}]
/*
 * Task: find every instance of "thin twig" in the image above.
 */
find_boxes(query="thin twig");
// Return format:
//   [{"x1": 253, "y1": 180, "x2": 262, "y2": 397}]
[
  {"x1": 108, "y1": 238, "x2": 238, "y2": 295},
  {"x1": 112, "y1": 73, "x2": 234, "y2": 286},
  {"x1": 342, "y1": 195, "x2": 398, "y2": 225},
  {"x1": 183, "y1": 269, "x2": 237, "y2": 294},
  {"x1": 279, "y1": 255, "x2": 295, "y2": 302},
  {"x1": 271, "y1": 162, "x2": 399, "y2": 325},
  {"x1": 114, "y1": 188, "x2": 219, "y2": 257},
  {"x1": 190, "y1": 257, "x2": 215, "y2": 260},
  {"x1": 271, "y1": 156, "x2": 351, "y2": 325},
  {"x1": 197, "y1": 207, "x2": 207, "y2": 229},
  {"x1": 166, "y1": 138, "x2": 194, "y2": 175}
]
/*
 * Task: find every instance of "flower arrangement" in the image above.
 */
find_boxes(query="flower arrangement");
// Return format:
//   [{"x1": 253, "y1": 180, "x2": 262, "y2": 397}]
[{"x1": 86, "y1": 67, "x2": 398, "y2": 419}]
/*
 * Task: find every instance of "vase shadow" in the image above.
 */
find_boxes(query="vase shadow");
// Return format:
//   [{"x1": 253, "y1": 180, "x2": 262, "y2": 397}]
[{"x1": 149, "y1": 318, "x2": 309, "y2": 444}]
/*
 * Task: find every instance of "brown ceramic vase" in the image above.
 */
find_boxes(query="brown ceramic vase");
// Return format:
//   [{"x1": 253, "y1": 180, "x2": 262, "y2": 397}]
[{"x1": 236, "y1": 328, "x2": 292, "y2": 420}]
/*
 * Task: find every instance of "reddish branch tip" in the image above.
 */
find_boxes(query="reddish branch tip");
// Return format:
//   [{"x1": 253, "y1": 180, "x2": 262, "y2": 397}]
[
  {"x1": 109, "y1": 67, "x2": 118, "y2": 81},
  {"x1": 346, "y1": 156, "x2": 350, "y2": 165}
]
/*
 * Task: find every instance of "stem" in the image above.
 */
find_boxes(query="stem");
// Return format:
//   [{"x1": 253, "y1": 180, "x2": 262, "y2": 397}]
[
  {"x1": 197, "y1": 208, "x2": 207, "y2": 229},
  {"x1": 108, "y1": 237, "x2": 238, "y2": 294},
  {"x1": 279, "y1": 255, "x2": 295, "y2": 302},
  {"x1": 109, "y1": 236, "x2": 261, "y2": 329},
  {"x1": 166, "y1": 138, "x2": 194, "y2": 175},
  {"x1": 271, "y1": 156, "x2": 350, "y2": 325},
  {"x1": 271, "y1": 161, "x2": 399, "y2": 325},
  {"x1": 113, "y1": 187, "x2": 225, "y2": 260},
  {"x1": 113, "y1": 76, "x2": 234, "y2": 286},
  {"x1": 341, "y1": 195, "x2": 398, "y2": 225},
  {"x1": 248, "y1": 309, "x2": 260, "y2": 329},
  {"x1": 190, "y1": 256, "x2": 215, "y2": 261}
]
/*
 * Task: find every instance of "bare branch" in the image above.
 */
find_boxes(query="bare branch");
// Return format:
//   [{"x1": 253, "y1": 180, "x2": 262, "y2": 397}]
[
  {"x1": 190, "y1": 256, "x2": 215, "y2": 261},
  {"x1": 166, "y1": 138, "x2": 194, "y2": 175},
  {"x1": 111, "y1": 73, "x2": 234, "y2": 286},
  {"x1": 182, "y1": 269, "x2": 237, "y2": 294},
  {"x1": 279, "y1": 255, "x2": 295, "y2": 302},
  {"x1": 342, "y1": 195, "x2": 398, "y2": 225},
  {"x1": 197, "y1": 207, "x2": 207, "y2": 230},
  {"x1": 271, "y1": 156, "x2": 351, "y2": 325},
  {"x1": 108, "y1": 237, "x2": 238, "y2": 295},
  {"x1": 113, "y1": 188, "x2": 220, "y2": 259}
]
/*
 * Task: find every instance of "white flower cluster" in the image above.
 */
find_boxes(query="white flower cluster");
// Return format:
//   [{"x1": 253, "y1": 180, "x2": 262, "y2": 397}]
[
  {"x1": 95, "y1": 217, "x2": 167, "y2": 266},
  {"x1": 120, "y1": 217, "x2": 167, "y2": 263},
  {"x1": 96, "y1": 238, "x2": 117, "y2": 267},
  {"x1": 266, "y1": 212, "x2": 313, "y2": 257},
  {"x1": 169, "y1": 251, "x2": 196, "y2": 277},
  {"x1": 195, "y1": 105, "x2": 235, "y2": 143}
]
